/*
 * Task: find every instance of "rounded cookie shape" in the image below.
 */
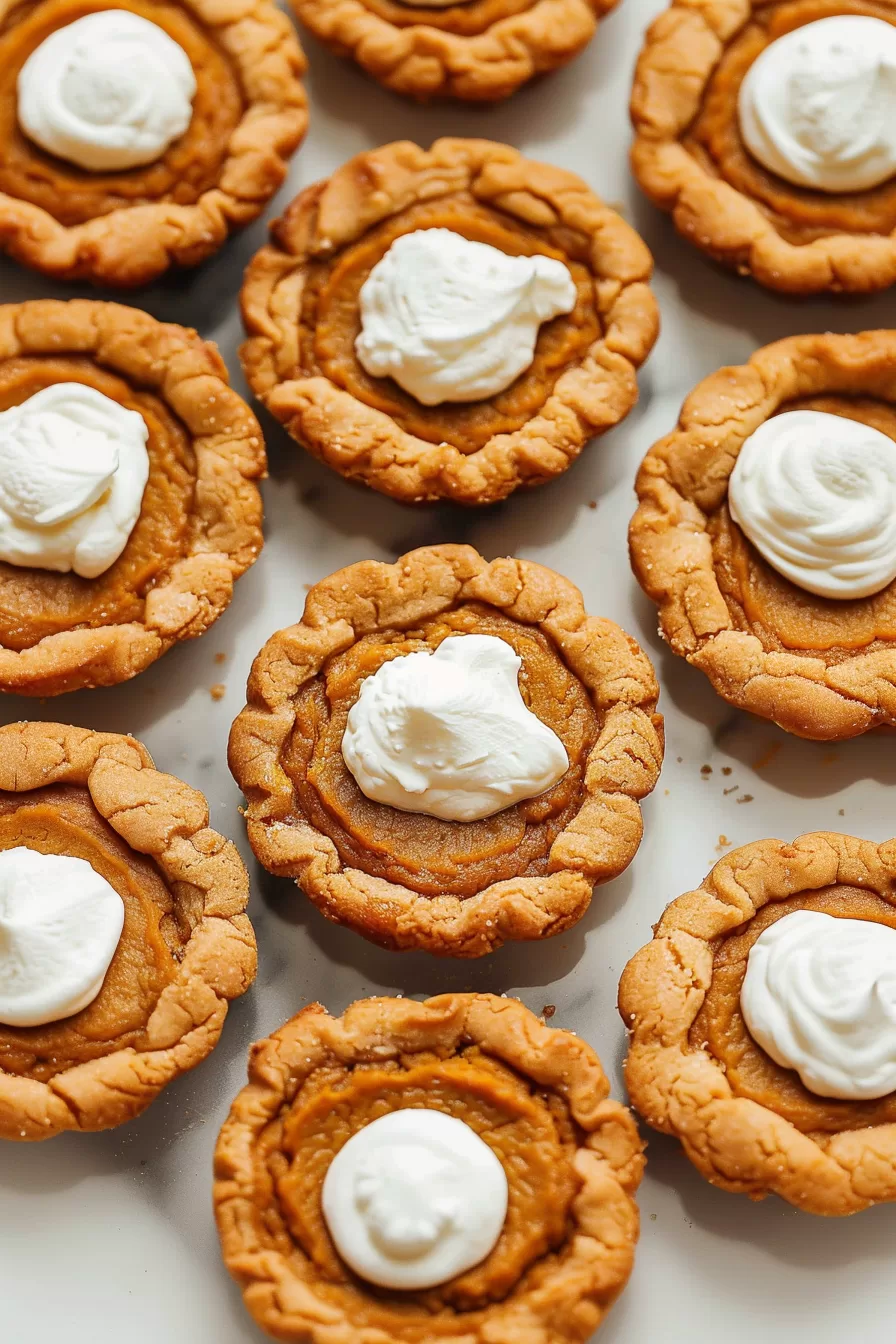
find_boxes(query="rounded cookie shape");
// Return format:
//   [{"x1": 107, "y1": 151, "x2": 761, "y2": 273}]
[
  {"x1": 619, "y1": 832, "x2": 896, "y2": 1215},
  {"x1": 629, "y1": 330, "x2": 896, "y2": 741},
  {"x1": 630, "y1": 0, "x2": 896, "y2": 295},
  {"x1": 0, "y1": 0, "x2": 307, "y2": 287},
  {"x1": 214, "y1": 993, "x2": 644, "y2": 1342},
  {"x1": 228, "y1": 544, "x2": 663, "y2": 957},
  {"x1": 239, "y1": 138, "x2": 658, "y2": 505},
  {"x1": 0, "y1": 721, "x2": 256, "y2": 1141},
  {"x1": 289, "y1": 0, "x2": 618, "y2": 102},
  {"x1": 0, "y1": 299, "x2": 265, "y2": 697}
]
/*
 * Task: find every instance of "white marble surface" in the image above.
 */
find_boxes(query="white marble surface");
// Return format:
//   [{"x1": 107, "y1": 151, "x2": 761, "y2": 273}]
[{"x1": 2, "y1": 2, "x2": 896, "y2": 1340}]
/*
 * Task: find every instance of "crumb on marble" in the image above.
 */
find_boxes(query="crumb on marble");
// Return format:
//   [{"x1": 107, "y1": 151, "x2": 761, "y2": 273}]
[
  {"x1": 210, "y1": 683, "x2": 226, "y2": 701},
  {"x1": 542, "y1": 1005, "x2": 556, "y2": 1020},
  {"x1": 701, "y1": 764, "x2": 712, "y2": 776},
  {"x1": 214, "y1": 652, "x2": 227, "y2": 665},
  {"x1": 736, "y1": 794, "x2": 753, "y2": 804}
]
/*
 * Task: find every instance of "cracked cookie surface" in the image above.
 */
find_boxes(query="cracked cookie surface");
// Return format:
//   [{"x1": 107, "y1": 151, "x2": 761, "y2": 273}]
[{"x1": 228, "y1": 544, "x2": 663, "y2": 957}]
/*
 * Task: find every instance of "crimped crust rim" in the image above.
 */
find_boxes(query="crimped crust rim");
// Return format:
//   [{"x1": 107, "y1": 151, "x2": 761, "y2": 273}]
[
  {"x1": 228, "y1": 543, "x2": 663, "y2": 958},
  {"x1": 290, "y1": 0, "x2": 616, "y2": 102},
  {"x1": 619, "y1": 832, "x2": 896, "y2": 1215},
  {"x1": 630, "y1": 0, "x2": 896, "y2": 295},
  {"x1": 239, "y1": 137, "x2": 658, "y2": 505},
  {"x1": 0, "y1": 298, "x2": 266, "y2": 696},
  {"x1": 214, "y1": 992, "x2": 643, "y2": 1343},
  {"x1": 0, "y1": 0, "x2": 308, "y2": 287},
  {"x1": 628, "y1": 329, "x2": 896, "y2": 741},
  {"x1": 0, "y1": 721, "x2": 256, "y2": 1141}
]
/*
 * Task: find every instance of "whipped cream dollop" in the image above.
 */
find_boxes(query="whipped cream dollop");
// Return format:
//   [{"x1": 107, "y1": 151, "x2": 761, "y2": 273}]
[
  {"x1": 0, "y1": 847, "x2": 124, "y2": 1028},
  {"x1": 355, "y1": 228, "x2": 577, "y2": 406},
  {"x1": 17, "y1": 11, "x2": 196, "y2": 172},
  {"x1": 728, "y1": 409, "x2": 896, "y2": 600},
  {"x1": 738, "y1": 16, "x2": 896, "y2": 193},
  {"x1": 322, "y1": 1109, "x2": 509, "y2": 1289},
  {"x1": 341, "y1": 634, "x2": 570, "y2": 822},
  {"x1": 740, "y1": 910, "x2": 896, "y2": 1101},
  {"x1": 0, "y1": 382, "x2": 150, "y2": 578}
]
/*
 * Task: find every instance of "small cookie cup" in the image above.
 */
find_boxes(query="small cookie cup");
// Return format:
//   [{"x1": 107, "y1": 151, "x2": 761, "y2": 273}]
[
  {"x1": 620, "y1": 833, "x2": 896, "y2": 1215},
  {"x1": 630, "y1": 330, "x2": 896, "y2": 740},
  {"x1": 0, "y1": 721, "x2": 256, "y2": 1141},
  {"x1": 240, "y1": 137, "x2": 658, "y2": 505},
  {"x1": 229, "y1": 544, "x2": 663, "y2": 957},
  {"x1": 214, "y1": 993, "x2": 644, "y2": 1343}
]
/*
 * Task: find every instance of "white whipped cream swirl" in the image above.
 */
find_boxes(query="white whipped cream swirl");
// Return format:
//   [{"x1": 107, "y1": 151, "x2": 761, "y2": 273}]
[
  {"x1": 322, "y1": 1109, "x2": 509, "y2": 1290},
  {"x1": 17, "y1": 11, "x2": 197, "y2": 173},
  {"x1": 341, "y1": 634, "x2": 570, "y2": 822},
  {"x1": 728, "y1": 409, "x2": 896, "y2": 600},
  {"x1": 0, "y1": 847, "x2": 125, "y2": 1029},
  {"x1": 0, "y1": 382, "x2": 150, "y2": 578},
  {"x1": 738, "y1": 16, "x2": 896, "y2": 193},
  {"x1": 355, "y1": 228, "x2": 577, "y2": 406},
  {"x1": 741, "y1": 910, "x2": 896, "y2": 1101}
]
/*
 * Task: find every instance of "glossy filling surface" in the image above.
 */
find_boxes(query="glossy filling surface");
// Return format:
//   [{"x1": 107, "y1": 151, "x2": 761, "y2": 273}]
[
  {"x1": 0, "y1": 0, "x2": 242, "y2": 227},
  {"x1": 713, "y1": 396, "x2": 896, "y2": 654},
  {"x1": 685, "y1": 0, "x2": 896, "y2": 242},
  {"x1": 298, "y1": 197, "x2": 600, "y2": 454},
  {"x1": 282, "y1": 606, "x2": 598, "y2": 897},
  {"x1": 0, "y1": 355, "x2": 195, "y2": 651},
  {"x1": 0, "y1": 784, "x2": 185, "y2": 1082},
  {"x1": 265, "y1": 1047, "x2": 579, "y2": 1325},
  {"x1": 690, "y1": 885, "x2": 896, "y2": 1132}
]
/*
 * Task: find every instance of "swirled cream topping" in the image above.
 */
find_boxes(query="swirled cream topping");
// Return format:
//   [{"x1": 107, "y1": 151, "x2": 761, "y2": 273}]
[
  {"x1": 740, "y1": 910, "x2": 896, "y2": 1100},
  {"x1": 17, "y1": 11, "x2": 197, "y2": 172},
  {"x1": 355, "y1": 228, "x2": 577, "y2": 406},
  {"x1": 727, "y1": 409, "x2": 896, "y2": 600},
  {"x1": 0, "y1": 847, "x2": 124, "y2": 1028},
  {"x1": 321, "y1": 1109, "x2": 509, "y2": 1289},
  {"x1": 0, "y1": 382, "x2": 150, "y2": 578},
  {"x1": 341, "y1": 633, "x2": 570, "y2": 822},
  {"x1": 738, "y1": 16, "x2": 896, "y2": 193}
]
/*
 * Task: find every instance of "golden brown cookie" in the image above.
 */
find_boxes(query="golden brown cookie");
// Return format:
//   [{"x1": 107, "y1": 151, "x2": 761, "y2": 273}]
[
  {"x1": 290, "y1": 0, "x2": 617, "y2": 101},
  {"x1": 229, "y1": 544, "x2": 663, "y2": 957},
  {"x1": 0, "y1": 0, "x2": 307, "y2": 287},
  {"x1": 214, "y1": 993, "x2": 644, "y2": 1342},
  {"x1": 619, "y1": 832, "x2": 896, "y2": 1215},
  {"x1": 0, "y1": 299, "x2": 265, "y2": 696},
  {"x1": 0, "y1": 721, "x2": 256, "y2": 1141},
  {"x1": 629, "y1": 330, "x2": 896, "y2": 740},
  {"x1": 631, "y1": 0, "x2": 896, "y2": 294},
  {"x1": 240, "y1": 138, "x2": 658, "y2": 505}
]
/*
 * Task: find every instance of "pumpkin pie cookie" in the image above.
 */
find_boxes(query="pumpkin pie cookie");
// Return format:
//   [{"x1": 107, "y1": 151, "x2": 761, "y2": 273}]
[
  {"x1": 240, "y1": 138, "x2": 658, "y2": 505},
  {"x1": 214, "y1": 993, "x2": 644, "y2": 1342},
  {"x1": 629, "y1": 330, "x2": 896, "y2": 740},
  {"x1": 229, "y1": 545, "x2": 663, "y2": 957},
  {"x1": 0, "y1": 721, "x2": 256, "y2": 1141},
  {"x1": 0, "y1": 0, "x2": 307, "y2": 287},
  {"x1": 289, "y1": 0, "x2": 618, "y2": 102},
  {"x1": 0, "y1": 298, "x2": 265, "y2": 697},
  {"x1": 631, "y1": 1, "x2": 896, "y2": 294},
  {"x1": 620, "y1": 833, "x2": 896, "y2": 1215}
]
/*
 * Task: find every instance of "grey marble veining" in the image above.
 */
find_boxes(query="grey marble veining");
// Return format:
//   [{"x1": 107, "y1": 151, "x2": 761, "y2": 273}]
[{"x1": 2, "y1": 2, "x2": 896, "y2": 1340}]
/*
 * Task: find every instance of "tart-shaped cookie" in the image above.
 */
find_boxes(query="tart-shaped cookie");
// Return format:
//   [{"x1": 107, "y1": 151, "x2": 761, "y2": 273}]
[
  {"x1": 289, "y1": 0, "x2": 617, "y2": 102},
  {"x1": 240, "y1": 138, "x2": 658, "y2": 505},
  {"x1": 229, "y1": 545, "x2": 663, "y2": 957},
  {"x1": 620, "y1": 833, "x2": 896, "y2": 1215},
  {"x1": 0, "y1": 299, "x2": 265, "y2": 696},
  {"x1": 215, "y1": 993, "x2": 643, "y2": 1342},
  {"x1": 0, "y1": 0, "x2": 307, "y2": 286},
  {"x1": 0, "y1": 721, "x2": 256, "y2": 1141},
  {"x1": 632, "y1": 2, "x2": 896, "y2": 294},
  {"x1": 629, "y1": 330, "x2": 896, "y2": 740}
]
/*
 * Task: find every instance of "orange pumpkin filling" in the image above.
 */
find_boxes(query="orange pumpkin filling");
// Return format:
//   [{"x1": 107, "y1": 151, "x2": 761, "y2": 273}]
[
  {"x1": 0, "y1": 0, "x2": 243, "y2": 228},
  {"x1": 684, "y1": 0, "x2": 896, "y2": 243},
  {"x1": 0, "y1": 784, "x2": 185, "y2": 1082},
  {"x1": 357, "y1": 0, "x2": 533, "y2": 37},
  {"x1": 282, "y1": 606, "x2": 597, "y2": 898}
]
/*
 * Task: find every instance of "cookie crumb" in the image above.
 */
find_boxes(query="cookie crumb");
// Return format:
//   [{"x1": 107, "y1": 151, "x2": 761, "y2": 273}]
[
  {"x1": 723, "y1": 785, "x2": 738, "y2": 795},
  {"x1": 838, "y1": 808, "x2": 845, "y2": 816},
  {"x1": 649, "y1": 1213, "x2": 657, "y2": 1221},
  {"x1": 736, "y1": 794, "x2": 753, "y2": 804},
  {"x1": 721, "y1": 766, "x2": 732, "y2": 776},
  {"x1": 716, "y1": 834, "x2": 730, "y2": 851},
  {"x1": 210, "y1": 683, "x2": 226, "y2": 701},
  {"x1": 542, "y1": 1005, "x2": 556, "y2": 1020},
  {"x1": 700, "y1": 764, "x2": 712, "y2": 776},
  {"x1": 587, "y1": 500, "x2": 597, "y2": 509},
  {"x1": 214, "y1": 652, "x2": 227, "y2": 665}
]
